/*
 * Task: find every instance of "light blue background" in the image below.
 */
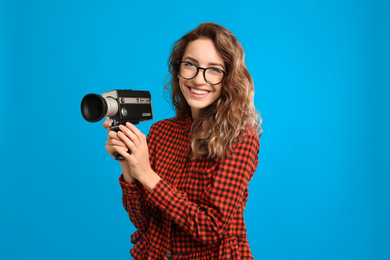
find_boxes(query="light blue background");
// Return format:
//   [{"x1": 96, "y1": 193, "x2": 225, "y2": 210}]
[{"x1": 1, "y1": 0, "x2": 389, "y2": 259}]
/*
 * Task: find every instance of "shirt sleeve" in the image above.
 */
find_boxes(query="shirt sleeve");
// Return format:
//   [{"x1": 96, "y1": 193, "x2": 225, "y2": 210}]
[
  {"x1": 146, "y1": 131, "x2": 260, "y2": 244},
  {"x1": 118, "y1": 123, "x2": 159, "y2": 242},
  {"x1": 119, "y1": 176, "x2": 150, "y2": 238}
]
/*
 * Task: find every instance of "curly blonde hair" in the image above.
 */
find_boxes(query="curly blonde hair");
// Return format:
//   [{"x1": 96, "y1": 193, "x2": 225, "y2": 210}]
[{"x1": 165, "y1": 22, "x2": 262, "y2": 159}]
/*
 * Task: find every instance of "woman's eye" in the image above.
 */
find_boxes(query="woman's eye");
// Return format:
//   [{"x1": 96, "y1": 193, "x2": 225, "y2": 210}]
[
  {"x1": 183, "y1": 62, "x2": 195, "y2": 67},
  {"x1": 210, "y1": 67, "x2": 223, "y2": 74}
]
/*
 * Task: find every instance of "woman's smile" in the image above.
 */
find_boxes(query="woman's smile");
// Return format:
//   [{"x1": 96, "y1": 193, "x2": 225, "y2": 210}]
[{"x1": 188, "y1": 86, "x2": 211, "y2": 97}]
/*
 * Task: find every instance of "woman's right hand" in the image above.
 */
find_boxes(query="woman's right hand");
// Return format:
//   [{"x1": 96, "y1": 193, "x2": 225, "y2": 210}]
[
  {"x1": 102, "y1": 120, "x2": 128, "y2": 159},
  {"x1": 103, "y1": 120, "x2": 134, "y2": 183}
]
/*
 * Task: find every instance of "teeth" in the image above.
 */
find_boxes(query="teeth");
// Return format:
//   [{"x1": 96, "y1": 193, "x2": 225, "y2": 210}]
[{"x1": 190, "y1": 88, "x2": 209, "y2": 95}]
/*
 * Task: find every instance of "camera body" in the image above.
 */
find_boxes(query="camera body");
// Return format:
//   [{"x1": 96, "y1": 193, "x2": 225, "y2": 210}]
[
  {"x1": 81, "y1": 89, "x2": 153, "y2": 128},
  {"x1": 101, "y1": 89, "x2": 153, "y2": 131},
  {"x1": 81, "y1": 89, "x2": 153, "y2": 160},
  {"x1": 81, "y1": 89, "x2": 153, "y2": 130}
]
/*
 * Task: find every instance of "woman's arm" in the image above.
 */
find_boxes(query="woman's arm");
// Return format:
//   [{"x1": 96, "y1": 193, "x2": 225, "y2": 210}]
[
  {"x1": 119, "y1": 160, "x2": 134, "y2": 183},
  {"x1": 119, "y1": 174, "x2": 150, "y2": 235},
  {"x1": 114, "y1": 123, "x2": 161, "y2": 191},
  {"x1": 103, "y1": 120, "x2": 149, "y2": 233},
  {"x1": 147, "y1": 133, "x2": 259, "y2": 244}
]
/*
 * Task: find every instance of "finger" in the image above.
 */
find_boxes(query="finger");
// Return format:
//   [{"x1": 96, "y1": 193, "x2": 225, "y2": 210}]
[
  {"x1": 110, "y1": 142, "x2": 127, "y2": 152},
  {"x1": 107, "y1": 138, "x2": 127, "y2": 148},
  {"x1": 114, "y1": 145, "x2": 131, "y2": 160},
  {"x1": 117, "y1": 131, "x2": 136, "y2": 151},
  {"x1": 119, "y1": 124, "x2": 140, "y2": 145},
  {"x1": 108, "y1": 131, "x2": 121, "y2": 140},
  {"x1": 114, "y1": 145, "x2": 128, "y2": 152},
  {"x1": 106, "y1": 144, "x2": 117, "y2": 156},
  {"x1": 126, "y1": 122, "x2": 145, "y2": 140},
  {"x1": 103, "y1": 120, "x2": 112, "y2": 131}
]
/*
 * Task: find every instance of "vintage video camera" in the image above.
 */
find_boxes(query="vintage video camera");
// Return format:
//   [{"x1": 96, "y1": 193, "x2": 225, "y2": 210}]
[{"x1": 80, "y1": 89, "x2": 153, "y2": 160}]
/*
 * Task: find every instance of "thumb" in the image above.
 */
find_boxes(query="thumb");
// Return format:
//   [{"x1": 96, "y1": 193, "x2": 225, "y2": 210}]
[{"x1": 102, "y1": 120, "x2": 112, "y2": 131}]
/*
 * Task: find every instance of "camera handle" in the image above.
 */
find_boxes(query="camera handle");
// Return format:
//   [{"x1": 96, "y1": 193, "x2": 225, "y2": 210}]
[
  {"x1": 110, "y1": 122, "x2": 138, "y2": 161},
  {"x1": 115, "y1": 151, "x2": 126, "y2": 161},
  {"x1": 111, "y1": 127, "x2": 129, "y2": 161}
]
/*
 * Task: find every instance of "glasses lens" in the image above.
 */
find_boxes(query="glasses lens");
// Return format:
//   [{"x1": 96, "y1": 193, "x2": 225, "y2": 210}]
[
  {"x1": 179, "y1": 62, "x2": 197, "y2": 79},
  {"x1": 178, "y1": 62, "x2": 226, "y2": 85},
  {"x1": 205, "y1": 68, "x2": 225, "y2": 85}
]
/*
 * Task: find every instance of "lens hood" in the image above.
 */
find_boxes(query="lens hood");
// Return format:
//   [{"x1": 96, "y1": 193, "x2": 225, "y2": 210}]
[{"x1": 80, "y1": 93, "x2": 108, "y2": 122}]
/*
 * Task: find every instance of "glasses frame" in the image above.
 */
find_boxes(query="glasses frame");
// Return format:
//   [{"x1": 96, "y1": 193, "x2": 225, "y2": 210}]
[{"x1": 177, "y1": 61, "x2": 228, "y2": 85}]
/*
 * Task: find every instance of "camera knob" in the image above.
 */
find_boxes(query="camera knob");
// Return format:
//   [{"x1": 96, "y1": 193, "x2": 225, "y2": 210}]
[{"x1": 121, "y1": 108, "x2": 128, "y2": 117}]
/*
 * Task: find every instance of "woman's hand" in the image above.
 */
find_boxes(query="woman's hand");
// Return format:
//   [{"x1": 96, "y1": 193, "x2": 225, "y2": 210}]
[
  {"x1": 114, "y1": 122, "x2": 161, "y2": 191},
  {"x1": 102, "y1": 120, "x2": 133, "y2": 183},
  {"x1": 102, "y1": 120, "x2": 128, "y2": 159}
]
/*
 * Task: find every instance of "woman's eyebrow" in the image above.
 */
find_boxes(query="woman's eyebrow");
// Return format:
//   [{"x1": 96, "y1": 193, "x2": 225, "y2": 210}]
[
  {"x1": 182, "y1": 56, "x2": 198, "y2": 63},
  {"x1": 208, "y1": 62, "x2": 225, "y2": 68},
  {"x1": 182, "y1": 56, "x2": 225, "y2": 68}
]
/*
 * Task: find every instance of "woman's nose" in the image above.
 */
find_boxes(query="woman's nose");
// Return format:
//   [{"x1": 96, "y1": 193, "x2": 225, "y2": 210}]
[{"x1": 192, "y1": 69, "x2": 207, "y2": 85}]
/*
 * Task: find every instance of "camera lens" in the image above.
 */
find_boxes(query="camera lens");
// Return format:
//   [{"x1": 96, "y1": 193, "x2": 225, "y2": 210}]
[
  {"x1": 81, "y1": 94, "x2": 107, "y2": 122},
  {"x1": 81, "y1": 93, "x2": 119, "y2": 122}
]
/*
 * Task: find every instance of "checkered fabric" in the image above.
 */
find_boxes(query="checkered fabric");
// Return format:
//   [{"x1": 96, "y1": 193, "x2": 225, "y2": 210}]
[{"x1": 119, "y1": 115, "x2": 260, "y2": 259}]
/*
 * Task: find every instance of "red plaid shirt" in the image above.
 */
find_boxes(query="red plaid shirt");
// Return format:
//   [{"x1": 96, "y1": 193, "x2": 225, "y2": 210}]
[{"x1": 119, "y1": 115, "x2": 260, "y2": 259}]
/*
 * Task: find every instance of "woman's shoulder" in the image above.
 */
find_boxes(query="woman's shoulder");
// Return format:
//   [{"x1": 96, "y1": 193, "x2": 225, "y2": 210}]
[
  {"x1": 150, "y1": 117, "x2": 175, "y2": 129},
  {"x1": 150, "y1": 117, "x2": 179, "y2": 129},
  {"x1": 228, "y1": 127, "x2": 260, "y2": 156},
  {"x1": 149, "y1": 116, "x2": 192, "y2": 135},
  {"x1": 237, "y1": 127, "x2": 260, "y2": 144}
]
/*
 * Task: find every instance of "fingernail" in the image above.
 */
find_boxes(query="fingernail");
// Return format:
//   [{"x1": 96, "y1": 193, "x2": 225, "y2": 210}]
[{"x1": 126, "y1": 122, "x2": 132, "y2": 127}]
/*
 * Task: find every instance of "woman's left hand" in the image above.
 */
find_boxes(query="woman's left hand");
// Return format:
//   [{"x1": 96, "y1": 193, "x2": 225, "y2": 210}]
[{"x1": 114, "y1": 122, "x2": 161, "y2": 191}]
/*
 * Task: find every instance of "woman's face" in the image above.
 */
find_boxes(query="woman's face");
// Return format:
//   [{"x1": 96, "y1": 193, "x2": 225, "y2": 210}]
[{"x1": 178, "y1": 38, "x2": 225, "y2": 120}]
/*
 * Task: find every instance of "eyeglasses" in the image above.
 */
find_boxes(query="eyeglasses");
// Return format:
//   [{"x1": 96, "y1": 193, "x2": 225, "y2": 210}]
[{"x1": 177, "y1": 61, "x2": 227, "y2": 85}]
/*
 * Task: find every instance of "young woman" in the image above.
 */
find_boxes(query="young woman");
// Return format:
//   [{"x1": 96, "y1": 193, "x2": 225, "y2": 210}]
[{"x1": 103, "y1": 22, "x2": 262, "y2": 259}]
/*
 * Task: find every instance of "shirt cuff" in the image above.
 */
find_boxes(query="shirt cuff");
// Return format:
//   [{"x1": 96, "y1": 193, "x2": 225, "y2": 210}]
[{"x1": 119, "y1": 174, "x2": 141, "y2": 195}]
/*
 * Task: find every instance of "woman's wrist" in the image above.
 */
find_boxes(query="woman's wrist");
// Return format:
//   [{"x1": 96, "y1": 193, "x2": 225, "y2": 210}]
[
  {"x1": 120, "y1": 161, "x2": 134, "y2": 183},
  {"x1": 138, "y1": 169, "x2": 161, "y2": 192}
]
